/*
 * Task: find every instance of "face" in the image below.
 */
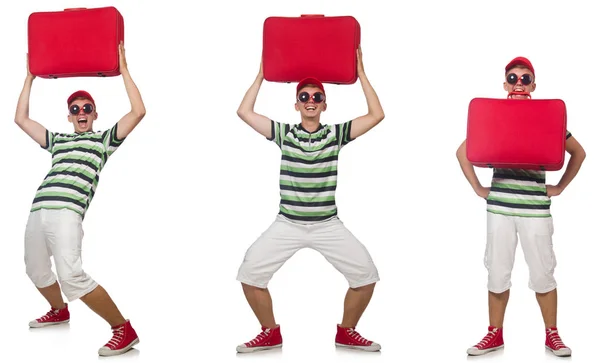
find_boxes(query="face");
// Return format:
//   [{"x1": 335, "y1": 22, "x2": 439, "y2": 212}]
[
  {"x1": 504, "y1": 66, "x2": 536, "y2": 99},
  {"x1": 67, "y1": 98, "x2": 97, "y2": 133},
  {"x1": 295, "y1": 85, "x2": 326, "y2": 118}
]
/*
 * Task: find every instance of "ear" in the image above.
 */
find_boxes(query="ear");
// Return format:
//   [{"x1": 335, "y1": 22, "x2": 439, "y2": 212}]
[
  {"x1": 503, "y1": 82, "x2": 509, "y2": 92},
  {"x1": 295, "y1": 102, "x2": 299, "y2": 111},
  {"x1": 531, "y1": 83, "x2": 536, "y2": 92},
  {"x1": 322, "y1": 102, "x2": 327, "y2": 112},
  {"x1": 93, "y1": 111, "x2": 98, "y2": 120}
]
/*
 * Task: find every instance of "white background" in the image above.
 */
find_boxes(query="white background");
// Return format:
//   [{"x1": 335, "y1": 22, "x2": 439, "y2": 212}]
[{"x1": 0, "y1": 0, "x2": 598, "y2": 362}]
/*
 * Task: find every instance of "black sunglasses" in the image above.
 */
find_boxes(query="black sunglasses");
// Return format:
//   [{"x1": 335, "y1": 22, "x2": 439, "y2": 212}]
[
  {"x1": 297, "y1": 91, "x2": 325, "y2": 103},
  {"x1": 506, "y1": 73, "x2": 533, "y2": 86},
  {"x1": 69, "y1": 103, "x2": 94, "y2": 115}
]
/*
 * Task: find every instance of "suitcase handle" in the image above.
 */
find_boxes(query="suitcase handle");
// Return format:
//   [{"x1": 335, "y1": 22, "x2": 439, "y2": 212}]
[
  {"x1": 301, "y1": 14, "x2": 325, "y2": 17},
  {"x1": 64, "y1": 8, "x2": 87, "y2": 11},
  {"x1": 507, "y1": 91, "x2": 531, "y2": 99}
]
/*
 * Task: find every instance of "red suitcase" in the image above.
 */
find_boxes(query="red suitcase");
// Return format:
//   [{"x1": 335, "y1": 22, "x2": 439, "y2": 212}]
[
  {"x1": 466, "y1": 94, "x2": 567, "y2": 171},
  {"x1": 263, "y1": 15, "x2": 360, "y2": 84},
  {"x1": 28, "y1": 7, "x2": 124, "y2": 79}
]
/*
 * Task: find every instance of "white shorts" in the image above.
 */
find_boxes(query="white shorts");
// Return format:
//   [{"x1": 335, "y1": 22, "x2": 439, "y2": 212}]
[
  {"x1": 237, "y1": 215, "x2": 380, "y2": 289},
  {"x1": 484, "y1": 212, "x2": 557, "y2": 294},
  {"x1": 24, "y1": 209, "x2": 98, "y2": 301}
]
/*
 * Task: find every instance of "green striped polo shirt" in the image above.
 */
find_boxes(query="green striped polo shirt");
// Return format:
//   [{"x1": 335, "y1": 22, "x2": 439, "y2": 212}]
[
  {"x1": 487, "y1": 131, "x2": 572, "y2": 218},
  {"x1": 269, "y1": 120, "x2": 353, "y2": 223},
  {"x1": 31, "y1": 123, "x2": 125, "y2": 218}
]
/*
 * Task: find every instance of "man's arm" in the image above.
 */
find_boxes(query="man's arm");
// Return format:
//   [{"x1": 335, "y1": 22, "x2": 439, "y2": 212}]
[
  {"x1": 15, "y1": 54, "x2": 48, "y2": 148},
  {"x1": 547, "y1": 135, "x2": 586, "y2": 196},
  {"x1": 116, "y1": 42, "x2": 147, "y2": 140},
  {"x1": 349, "y1": 46, "x2": 385, "y2": 140},
  {"x1": 237, "y1": 60, "x2": 272, "y2": 139},
  {"x1": 456, "y1": 139, "x2": 489, "y2": 199}
]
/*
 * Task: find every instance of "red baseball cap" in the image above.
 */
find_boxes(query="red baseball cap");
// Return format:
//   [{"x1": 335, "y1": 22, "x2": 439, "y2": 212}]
[
  {"x1": 67, "y1": 90, "x2": 95, "y2": 107},
  {"x1": 297, "y1": 77, "x2": 325, "y2": 96},
  {"x1": 505, "y1": 56, "x2": 535, "y2": 76}
]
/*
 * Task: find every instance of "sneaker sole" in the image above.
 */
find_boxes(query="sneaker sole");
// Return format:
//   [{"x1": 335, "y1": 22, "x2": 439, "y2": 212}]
[
  {"x1": 29, "y1": 319, "x2": 70, "y2": 328},
  {"x1": 98, "y1": 337, "x2": 140, "y2": 357},
  {"x1": 545, "y1": 345, "x2": 571, "y2": 357},
  {"x1": 335, "y1": 343, "x2": 381, "y2": 352},
  {"x1": 236, "y1": 344, "x2": 282, "y2": 353},
  {"x1": 467, "y1": 345, "x2": 504, "y2": 356}
]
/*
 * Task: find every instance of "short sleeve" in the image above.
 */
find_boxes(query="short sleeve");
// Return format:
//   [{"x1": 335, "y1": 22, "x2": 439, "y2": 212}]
[
  {"x1": 267, "y1": 120, "x2": 290, "y2": 149},
  {"x1": 40, "y1": 130, "x2": 55, "y2": 152},
  {"x1": 566, "y1": 130, "x2": 572, "y2": 140},
  {"x1": 102, "y1": 123, "x2": 126, "y2": 158},
  {"x1": 335, "y1": 120, "x2": 354, "y2": 148}
]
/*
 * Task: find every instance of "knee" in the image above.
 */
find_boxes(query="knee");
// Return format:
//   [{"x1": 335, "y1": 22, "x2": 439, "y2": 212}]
[
  {"x1": 528, "y1": 249, "x2": 557, "y2": 293},
  {"x1": 57, "y1": 268, "x2": 96, "y2": 300},
  {"x1": 535, "y1": 288, "x2": 556, "y2": 296},
  {"x1": 529, "y1": 273, "x2": 556, "y2": 293},
  {"x1": 241, "y1": 282, "x2": 267, "y2": 291},
  {"x1": 58, "y1": 268, "x2": 86, "y2": 284},
  {"x1": 57, "y1": 268, "x2": 92, "y2": 290},
  {"x1": 488, "y1": 289, "x2": 510, "y2": 298},
  {"x1": 25, "y1": 258, "x2": 54, "y2": 287},
  {"x1": 25, "y1": 264, "x2": 55, "y2": 288},
  {"x1": 237, "y1": 261, "x2": 272, "y2": 289},
  {"x1": 487, "y1": 269, "x2": 512, "y2": 293},
  {"x1": 348, "y1": 266, "x2": 379, "y2": 289},
  {"x1": 350, "y1": 282, "x2": 376, "y2": 292}
]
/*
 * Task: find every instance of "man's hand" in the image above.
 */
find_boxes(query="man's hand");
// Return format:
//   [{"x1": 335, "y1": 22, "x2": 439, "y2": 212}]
[
  {"x1": 476, "y1": 186, "x2": 491, "y2": 200},
  {"x1": 357, "y1": 45, "x2": 364, "y2": 75},
  {"x1": 26, "y1": 53, "x2": 35, "y2": 80},
  {"x1": 118, "y1": 41, "x2": 127, "y2": 72},
  {"x1": 546, "y1": 184, "x2": 563, "y2": 197}
]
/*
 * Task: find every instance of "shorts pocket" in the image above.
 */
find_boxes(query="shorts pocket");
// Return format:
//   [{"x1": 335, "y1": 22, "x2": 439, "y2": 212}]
[
  {"x1": 535, "y1": 234, "x2": 556, "y2": 275},
  {"x1": 484, "y1": 233, "x2": 493, "y2": 269}
]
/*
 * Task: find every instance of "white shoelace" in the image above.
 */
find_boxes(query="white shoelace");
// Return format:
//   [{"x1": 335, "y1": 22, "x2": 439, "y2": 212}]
[
  {"x1": 347, "y1": 328, "x2": 370, "y2": 344},
  {"x1": 547, "y1": 330, "x2": 567, "y2": 349},
  {"x1": 38, "y1": 309, "x2": 59, "y2": 322},
  {"x1": 247, "y1": 329, "x2": 270, "y2": 346},
  {"x1": 475, "y1": 328, "x2": 498, "y2": 348},
  {"x1": 106, "y1": 326, "x2": 125, "y2": 349}
]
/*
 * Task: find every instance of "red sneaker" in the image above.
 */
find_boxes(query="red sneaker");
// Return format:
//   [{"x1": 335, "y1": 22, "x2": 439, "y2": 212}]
[
  {"x1": 29, "y1": 304, "x2": 70, "y2": 328},
  {"x1": 545, "y1": 327, "x2": 571, "y2": 357},
  {"x1": 237, "y1": 325, "x2": 283, "y2": 353},
  {"x1": 335, "y1": 325, "x2": 381, "y2": 352},
  {"x1": 467, "y1": 326, "x2": 504, "y2": 356},
  {"x1": 98, "y1": 320, "x2": 140, "y2": 357}
]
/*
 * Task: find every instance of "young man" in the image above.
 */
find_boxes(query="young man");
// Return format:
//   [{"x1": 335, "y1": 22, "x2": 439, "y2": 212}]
[
  {"x1": 235, "y1": 47, "x2": 384, "y2": 353},
  {"x1": 15, "y1": 42, "x2": 146, "y2": 357},
  {"x1": 456, "y1": 57, "x2": 586, "y2": 357}
]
